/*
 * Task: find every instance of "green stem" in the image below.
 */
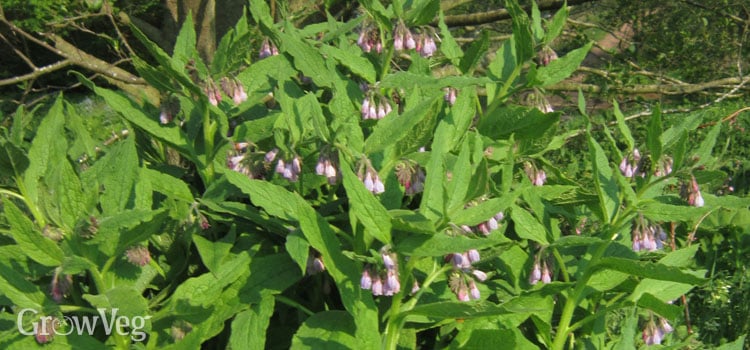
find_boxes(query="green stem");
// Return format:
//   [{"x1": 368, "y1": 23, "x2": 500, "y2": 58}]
[
  {"x1": 59, "y1": 305, "x2": 99, "y2": 314},
  {"x1": 202, "y1": 102, "x2": 215, "y2": 184},
  {"x1": 275, "y1": 295, "x2": 314, "y2": 316},
  {"x1": 551, "y1": 240, "x2": 611, "y2": 350},
  {"x1": 551, "y1": 247, "x2": 570, "y2": 283},
  {"x1": 485, "y1": 64, "x2": 523, "y2": 117},
  {"x1": 88, "y1": 266, "x2": 108, "y2": 295}
]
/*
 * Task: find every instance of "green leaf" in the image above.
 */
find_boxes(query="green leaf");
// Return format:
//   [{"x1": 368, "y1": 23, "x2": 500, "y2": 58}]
[
  {"x1": 693, "y1": 122, "x2": 721, "y2": 167},
  {"x1": 291, "y1": 311, "x2": 358, "y2": 350},
  {"x1": 285, "y1": 231, "x2": 310, "y2": 274},
  {"x1": 389, "y1": 210, "x2": 436, "y2": 234},
  {"x1": 340, "y1": 158, "x2": 392, "y2": 244},
  {"x1": 405, "y1": 0, "x2": 440, "y2": 26},
  {"x1": 594, "y1": 257, "x2": 705, "y2": 285},
  {"x1": 0, "y1": 263, "x2": 46, "y2": 309},
  {"x1": 478, "y1": 105, "x2": 559, "y2": 140},
  {"x1": 452, "y1": 195, "x2": 516, "y2": 226},
  {"x1": 3, "y1": 199, "x2": 64, "y2": 267},
  {"x1": 364, "y1": 96, "x2": 438, "y2": 154},
  {"x1": 230, "y1": 297, "x2": 276, "y2": 350},
  {"x1": 223, "y1": 172, "x2": 381, "y2": 347},
  {"x1": 87, "y1": 136, "x2": 138, "y2": 215},
  {"x1": 447, "y1": 140, "x2": 472, "y2": 212},
  {"x1": 193, "y1": 229, "x2": 236, "y2": 275},
  {"x1": 23, "y1": 95, "x2": 66, "y2": 208},
  {"x1": 613, "y1": 307, "x2": 638, "y2": 350},
  {"x1": 42, "y1": 151, "x2": 87, "y2": 229},
  {"x1": 172, "y1": 13, "x2": 197, "y2": 67},
  {"x1": 587, "y1": 132, "x2": 619, "y2": 223},
  {"x1": 278, "y1": 30, "x2": 333, "y2": 87},
  {"x1": 506, "y1": 0, "x2": 534, "y2": 64},
  {"x1": 613, "y1": 100, "x2": 634, "y2": 151},
  {"x1": 510, "y1": 205, "x2": 549, "y2": 244},
  {"x1": 459, "y1": 30, "x2": 490, "y2": 74},
  {"x1": 141, "y1": 167, "x2": 194, "y2": 202},
  {"x1": 396, "y1": 231, "x2": 509, "y2": 257},
  {"x1": 320, "y1": 44, "x2": 376, "y2": 83},
  {"x1": 635, "y1": 293, "x2": 683, "y2": 320},
  {"x1": 536, "y1": 42, "x2": 593, "y2": 86},
  {"x1": 420, "y1": 124, "x2": 449, "y2": 222},
  {"x1": 544, "y1": 1, "x2": 569, "y2": 43},
  {"x1": 531, "y1": 1, "x2": 544, "y2": 43},
  {"x1": 83, "y1": 286, "x2": 150, "y2": 320},
  {"x1": 646, "y1": 106, "x2": 663, "y2": 162},
  {"x1": 84, "y1": 83, "x2": 191, "y2": 154},
  {"x1": 438, "y1": 11, "x2": 463, "y2": 66},
  {"x1": 716, "y1": 335, "x2": 747, "y2": 350},
  {"x1": 640, "y1": 200, "x2": 710, "y2": 222}
]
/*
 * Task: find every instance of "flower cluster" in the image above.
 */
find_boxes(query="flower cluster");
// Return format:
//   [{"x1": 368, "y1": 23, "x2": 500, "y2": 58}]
[
  {"x1": 358, "y1": 160, "x2": 385, "y2": 194},
  {"x1": 619, "y1": 148, "x2": 646, "y2": 178},
  {"x1": 460, "y1": 210, "x2": 504, "y2": 236},
  {"x1": 50, "y1": 267, "x2": 72, "y2": 303},
  {"x1": 642, "y1": 316, "x2": 674, "y2": 345},
  {"x1": 306, "y1": 250, "x2": 326, "y2": 275},
  {"x1": 204, "y1": 79, "x2": 223, "y2": 106},
  {"x1": 275, "y1": 156, "x2": 303, "y2": 182},
  {"x1": 448, "y1": 270, "x2": 483, "y2": 301},
  {"x1": 226, "y1": 142, "x2": 266, "y2": 179},
  {"x1": 357, "y1": 24, "x2": 382, "y2": 53},
  {"x1": 681, "y1": 175, "x2": 705, "y2": 207},
  {"x1": 529, "y1": 255, "x2": 553, "y2": 285},
  {"x1": 525, "y1": 90, "x2": 554, "y2": 113},
  {"x1": 361, "y1": 87, "x2": 393, "y2": 120},
  {"x1": 220, "y1": 77, "x2": 248, "y2": 105},
  {"x1": 654, "y1": 155, "x2": 674, "y2": 177},
  {"x1": 395, "y1": 160, "x2": 425, "y2": 195},
  {"x1": 392, "y1": 21, "x2": 438, "y2": 57},
  {"x1": 524, "y1": 162, "x2": 547, "y2": 186},
  {"x1": 259, "y1": 37, "x2": 279, "y2": 59},
  {"x1": 361, "y1": 251, "x2": 401, "y2": 296},
  {"x1": 537, "y1": 45, "x2": 558, "y2": 66},
  {"x1": 632, "y1": 216, "x2": 667, "y2": 252},
  {"x1": 315, "y1": 152, "x2": 340, "y2": 185},
  {"x1": 443, "y1": 87, "x2": 457, "y2": 106}
]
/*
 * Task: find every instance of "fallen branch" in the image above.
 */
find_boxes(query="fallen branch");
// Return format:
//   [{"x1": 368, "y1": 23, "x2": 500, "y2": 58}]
[{"x1": 437, "y1": 0, "x2": 598, "y2": 27}]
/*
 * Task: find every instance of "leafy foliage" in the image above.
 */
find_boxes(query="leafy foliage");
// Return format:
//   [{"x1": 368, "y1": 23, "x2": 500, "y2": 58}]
[{"x1": 0, "y1": 1, "x2": 747, "y2": 349}]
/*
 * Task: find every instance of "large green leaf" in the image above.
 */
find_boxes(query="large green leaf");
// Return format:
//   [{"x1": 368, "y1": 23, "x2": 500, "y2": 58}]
[
  {"x1": 505, "y1": 0, "x2": 534, "y2": 64},
  {"x1": 364, "y1": 96, "x2": 438, "y2": 154},
  {"x1": 593, "y1": 257, "x2": 705, "y2": 285},
  {"x1": 319, "y1": 44, "x2": 376, "y2": 83},
  {"x1": 478, "y1": 105, "x2": 559, "y2": 140},
  {"x1": 587, "y1": 132, "x2": 619, "y2": 223},
  {"x1": 536, "y1": 42, "x2": 593, "y2": 86},
  {"x1": 510, "y1": 205, "x2": 549, "y2": 244},
  {"x1": 290, "y1": 311, "x2": 357, "y2": 350},
  {"x1": 230, "y1": 297, "x2": 276, "y2": 350},
  {"x1": 340, "y1": 157, "x2": 392, "y2": 244},
  {"x1": 3, "y1": 199, "x2": 64, "y2": 267}
]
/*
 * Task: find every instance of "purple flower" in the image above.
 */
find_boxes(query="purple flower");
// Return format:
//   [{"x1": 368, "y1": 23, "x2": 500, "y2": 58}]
[
  {"x1": 467, "y1": 249, "x2": 480, "y2": 264},
  {"x1": 50, "y1": 268, "x2": 72, "y2": 303},
  {"x1": 443, "y1": 87, "x2": 457, "y2": 106},
  {"x1": 472, "y1": 270, "x2": 488, "y2": 282},
  {"x1": 371, "y1": 276, "x2": 383, "y2": 296},
  {"x1": 382, "y1": 253, "x2": 396, "y2": 270},
  {"x1": 541, "y1": 263, "x2": 552, "y2": 284},
  {"x1": 451, "y1": 253, "x2": 464, "y2": 269},
  {"x1": 126, "y1": 245, "x2": 151, "y2": 267},
  {"x1": 265, "y1": 148, "x2": 279, "y2": 163},
  {"x1": 411, "y1": 280, "x2": 420, "y2": 295},
  {"x1": 468, "y1": 280, "x2": 481, "y2": 300},
  {"x1": 529, "y1": 262, "x2": 542, "y2": 285},
  {"x1": 360, "y1": 269, "x2": 373, "y2": 290}
]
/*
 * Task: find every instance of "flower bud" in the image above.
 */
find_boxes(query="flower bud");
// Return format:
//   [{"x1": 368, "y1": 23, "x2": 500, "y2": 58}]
[
  {"x1": 468, "y1": 280, "x2": 481, "y2": 300},
  {"x1": 360, "y1": 269, "x2": 373, "y2": 290},
  {"x1": 126, "y1": 245, "x2": 151, "y2": 267},
  {"x1": 472, "y1": 269, "x2": 488, "y2": 282},
  {"x1": 467, "y1": 249, "x2": 480, "y2": 263}
]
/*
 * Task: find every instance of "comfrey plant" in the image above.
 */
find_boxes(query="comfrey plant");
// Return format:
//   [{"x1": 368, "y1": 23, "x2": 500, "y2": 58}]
[{"x1": 0, "y1": 1, "x2": 746, "y2": 349}]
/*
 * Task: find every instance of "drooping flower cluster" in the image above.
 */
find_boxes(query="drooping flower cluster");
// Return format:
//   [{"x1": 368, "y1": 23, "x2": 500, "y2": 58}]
[
  {"x1": 220, "y1": 77, "x2": 248, "y2": 105},
  {"x1": 529, "y1": 254, "x2": 553, "y2": 285},
  {"x1": 204, "y1": 79, "x2": 223, "y2": 106},
  {"x1": 275, "y1": 155, "x2": 303, "y2": 182},
  {"x1": 357, "y1": 24, "x2": 382, "y2": 53},
  {"x1": 395, "y1": 160, "x2": 426, "y2": 195},
  {"x1": 632, "y1": 215, "x2": 667, "y2": 252},
  {"x1": 315, "y1": 151, "x2": 340, "y2": 185},
  {"x1": 306, "y1": 250, "x2": 326, "y2": 275},
  {"x1": 361, "y1": 84, "x2": 393, "y2": 120},
  {"x1": 537, "y1": 45, "x2": 558, "y2": 66},
  {"x1": 361, "y1": 251, "x2": 401, "y2": 296},
  {"x1": 443, "y1": 87, "x2": 457, "y2": 106},
  {"x1": 681, "y1": 175, "x2": 705, "y2": 207},
  {"x1": 642, "y1": 316, "x2": 674, "y2": 345},
  {"x1": 226, "y1": 142, "x2": 267, "y2": 179},
  {"x1": 619, "y1": 148, "x2": 646, "y2": 178},
  {"x1": 654, "y1": 155, "x2": 674, "y2": 177},
  {"x1": 258, "y1": 37, "x2": 279, "y2": 59},
  {"x1": 358, "y1": 160, "x2": 385, "y2": 194},
  {"x1": 50, "y1": 267, "x2": 72, "y2": 303},
  {"x1": 525, "y1": 90, "x2": 554, "y2": 113},
  {"x1": 448, "y1": 270, "x2": 483, "y2": 302},
  {"x1": 392, "y1": 21, "x2": 438, "y2": 57},
  {"x1": 524, "y1": 162, "x2": 547, "y2": 186},
  {"x1": 459, "y1": 210, "x2": 505, "y2": 236}
]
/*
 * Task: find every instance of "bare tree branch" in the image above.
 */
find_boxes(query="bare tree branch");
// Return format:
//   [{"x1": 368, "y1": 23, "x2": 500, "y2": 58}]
[{"x1": 0, "y1": 60, "x2": 72, "y2": 87}]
